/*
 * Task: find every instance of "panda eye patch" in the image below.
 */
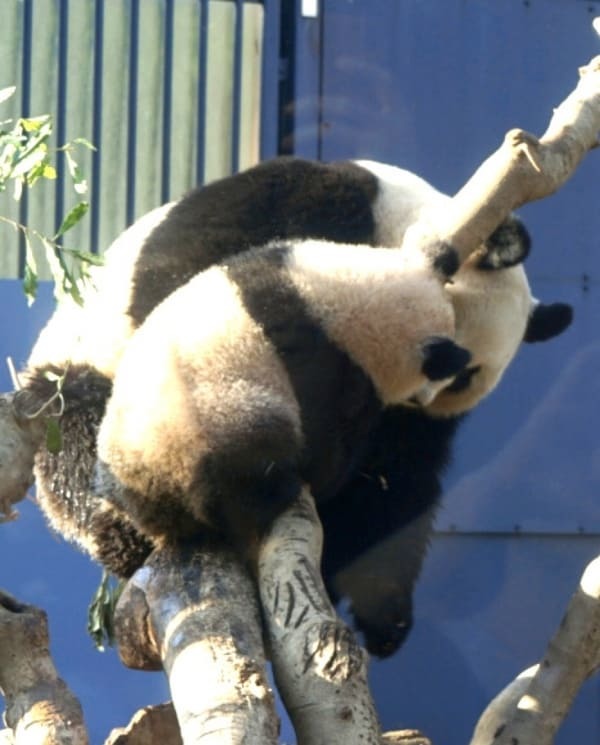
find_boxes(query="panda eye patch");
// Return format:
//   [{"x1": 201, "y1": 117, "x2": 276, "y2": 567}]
[{"x1": 445, "y1": 365, "x2": 481, "y2": 393}]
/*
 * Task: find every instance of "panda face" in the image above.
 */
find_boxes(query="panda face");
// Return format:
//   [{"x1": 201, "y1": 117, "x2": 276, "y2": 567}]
[
  {"x1": 283, "y1": 239, "x2": 464, "y2": 405},
  {"x1": 424, "y1": 259, "x2": 533, "y2": 416}
]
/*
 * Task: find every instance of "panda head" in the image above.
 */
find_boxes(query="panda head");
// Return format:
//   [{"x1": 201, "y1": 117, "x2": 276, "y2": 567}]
[{"x1": 421, "y1": 219, "x2": 572, "y2": 417}]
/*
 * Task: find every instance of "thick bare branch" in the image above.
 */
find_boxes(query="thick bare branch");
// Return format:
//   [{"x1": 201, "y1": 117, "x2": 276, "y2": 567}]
[
  {"x1": 114, "y1": 545, "x2": 279, "y2": 745},
  {"x1": 104, "y1": 703, "x2": 182, "y2": 745},
  {"x1": 258, "y1": 488, "x2": 381, "y2": 744},
  {"x1": 0, "y1": 394, "x2": 45, "y2": 522},
  {"x1": 0, "y1": 590, "x2": 88, "y2": 745},
  {"x1": 470, "y1": 554, "x2": 600, "y2": 745},
  {"x1": 406, "y1": 55, "x2": 600, "y2": 264}
]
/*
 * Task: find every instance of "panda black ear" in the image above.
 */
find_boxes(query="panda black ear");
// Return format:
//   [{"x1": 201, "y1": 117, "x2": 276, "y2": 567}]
[
  {"x1": 524, "y1": 302, "x2": 573, "y2": 343},
  {"x1": 477, "y1": 216, "x2": 531, "y2": 271},
  {"x1": 421, "y1": 337, "x2": 472, "y2": 381}
]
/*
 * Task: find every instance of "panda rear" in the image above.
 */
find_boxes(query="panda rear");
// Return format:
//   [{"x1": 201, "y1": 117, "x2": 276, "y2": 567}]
[{"x1": 95, "y1": 239, "x2": 468, "y2": 553}]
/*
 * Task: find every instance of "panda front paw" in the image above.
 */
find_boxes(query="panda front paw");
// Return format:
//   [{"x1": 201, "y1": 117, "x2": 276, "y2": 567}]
[
  {"x1": 352, "y1": 602, "x2": 414, "y2": 659},
  {"x1": 479, "y1": 216, "x2": 531, "y2": 270}
]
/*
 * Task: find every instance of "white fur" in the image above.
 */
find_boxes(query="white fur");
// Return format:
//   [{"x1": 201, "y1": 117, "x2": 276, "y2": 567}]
[
  {"x1": 26, "y1": 203, "x2": 175, "y2": 378},
  {"x1": 97, "y1": 265, "x2": 301, "y2": 528},
  {"x1": 355, "y1": 160, "x2": 450, "y2": 247},
  {"x1": 285, "y1": 240, "x2": 455, "y2": 404},
  {"x1": 428, "y1": 259, "x2": 533, "y2": 416}
]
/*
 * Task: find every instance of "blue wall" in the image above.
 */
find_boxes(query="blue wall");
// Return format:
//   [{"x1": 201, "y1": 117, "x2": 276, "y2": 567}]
[{"x1": 290, "y1": 1, "x2": 600, "y2": 741}]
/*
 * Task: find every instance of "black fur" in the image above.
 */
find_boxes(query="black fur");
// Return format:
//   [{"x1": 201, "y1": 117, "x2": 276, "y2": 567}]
[
  {"x1": 479, "y1": 216, "x2": 531, "y2": 270},
  {"x1": 421, "y1": 337, "x2": 471, "y2": 381},
  {"x1": 320, "y1": 407, "x2": 462, "y2": 657},
  {"x1": 19, "y1": 365, "x2": 153, "y2": 578},
  {"x1": 433, "y1": 244, "x2": 459, "y2": 277},
  {"x1": 226, "y1": 246, "x2": 382, "y2": 502},
  {"x1": 17, "y1": 365, "x2": 112, "y2": 532},
  {"x1": 128, "y1": 158, "x2": 379, "y2": 325},
  {"x1": 524, "y1": 302, "x2": 573, "y2": 343}
]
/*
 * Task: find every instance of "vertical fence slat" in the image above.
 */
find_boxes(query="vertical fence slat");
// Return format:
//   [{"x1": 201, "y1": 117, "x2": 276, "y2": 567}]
[
  {"x1": 134, "y1": 0, "x2": 166, "y2": 218},
  {"x1": 170, "y1": 0, "x2": 200, "y2": 197},
  {"x1": 126, "y1": 0, "x2": 140, "y2": 226},
  {"x1": 196, "y1": 0, "x2": 210, "y2": 184},
  {"x1": 91, "y1": 0, "x2": 105, "y2": 253},
  {"x1": 232, "y1": 0, "x2": 244, "y2": 173},
  {"x1": 23, "y1": 0, "x2": 60, "y2": 280},
  {"x1": 97, "y1": 0, "x2": 130, "y2": 254},
  {"x1": 161, "y1": 0, "x2": 175, "y2": 205},
  {"x1": 17, "y1": 0, "x2": 34, "y2": 278},
  {"x1": 0, "y1": 0, "x2": 26, "y2": 278},
  {"x1": 239, "y1": 3, "x2": 264, "y2": 170},
  {"x1": 54, "y1": 0, "x2": 69, "y2": 241}
]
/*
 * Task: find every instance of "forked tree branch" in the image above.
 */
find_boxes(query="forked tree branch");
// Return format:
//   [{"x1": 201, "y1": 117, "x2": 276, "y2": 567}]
[
  {"x1": 469, "y1": 554, "x2": 600, "y2": 745},
  {"x1": 405, "y1": 56, "x2": 600, "y2": 265}
]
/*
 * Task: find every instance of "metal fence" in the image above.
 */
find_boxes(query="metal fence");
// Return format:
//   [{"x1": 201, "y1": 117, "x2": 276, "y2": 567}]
[{"x1": 0, "y1": 0, "x2": 281, "y2": 279}]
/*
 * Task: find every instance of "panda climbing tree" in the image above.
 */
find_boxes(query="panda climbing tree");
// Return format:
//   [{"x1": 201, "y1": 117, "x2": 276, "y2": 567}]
[{"x1": 0, "y1": 55, "x2": 600, "y2": 745}]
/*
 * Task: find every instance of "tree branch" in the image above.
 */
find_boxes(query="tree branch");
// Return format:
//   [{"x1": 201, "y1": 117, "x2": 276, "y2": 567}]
[
  {"x1": 258, "y1": 488, "x2": 381, "y2": 744},
  {"x1": 0, "y1": 590, "x2": 89, "y2": 745},
  {"x1": 406, "y1": 56, "x2": 600, "y2": 264},
  {"x1": 0, "y1": 393, "x2": 45, "y2": 522},
  {"x1": 470, "y1": 554, "x2": 600, "y2": 745},
  {"x1": 113, "y1": 544, "x2": 279, "y2": 745}
]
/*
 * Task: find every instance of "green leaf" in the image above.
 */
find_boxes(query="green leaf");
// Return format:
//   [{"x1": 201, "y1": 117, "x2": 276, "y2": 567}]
[
  {"x1": 20, "y1": 115, "x2": 51, "y2": 133},
  {"x1": 22, "y1": 233, "x2": 38, "y2": 305},
  {"x1": 65, "y1": 150, "x2": 88, "y2": 195},
  {"x1": 43, "y1": 370, "x2": 63, "y2": 384},
  {"x1": 40, "y1": 237, "x2": 67, "y2": 300},
  {"x1": 42, "y1": 163, "x2": 56, "y2": 180},
  {"x1": 70, "y1": 137, "x2": 96, "y2": 151},
  {"x1": 0, "y1": 86, "x2": 16, "y2": 104},
  {"x1": 87, "y1": 571, "x2": 123, "y2": 651},
  {"x1": 11, "y1": 143, "x2": 47, "y2": 179},
  {"x1": 67, "y1": 248, "x2": 104, "y2": 266},
  {"x1": 45, "y1": 418, "x2": 62, "y2": 454},
  {"x1": 54, "y1": 201, "x2": 89, "y2": 239}
]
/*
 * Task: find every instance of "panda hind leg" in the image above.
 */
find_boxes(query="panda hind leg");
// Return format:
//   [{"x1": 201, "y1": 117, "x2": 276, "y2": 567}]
[{"x1": 199, "y1": 411, "x2": 304, "y2": 554}]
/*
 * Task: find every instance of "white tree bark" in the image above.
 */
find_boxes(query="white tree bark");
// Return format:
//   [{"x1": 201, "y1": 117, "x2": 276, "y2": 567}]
[
  {"x1": 258, "y1": 488, "x2": 381, "y2": 745},
  {"x1": 405, "y1": 56, "x2": 600, "y2": 265},
  {"x1": 113, "y1": 545, "x2": 279, "y2": 745},
  {"x1": 470, "y1": 555, "x2": 600, "y2": 745}
]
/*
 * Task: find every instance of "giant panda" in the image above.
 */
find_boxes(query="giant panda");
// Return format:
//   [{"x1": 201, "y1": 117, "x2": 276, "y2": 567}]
[
  {"x1": 93, "y1": 237, "x2": 472, "y2": 554},
  {"x1": 16, "y1": 157, "x2": 572, "y2": 657}
]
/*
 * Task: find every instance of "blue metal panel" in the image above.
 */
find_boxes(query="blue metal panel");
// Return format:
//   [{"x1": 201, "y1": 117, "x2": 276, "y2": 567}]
[
  {"x1": 440, "y1": 278, "x2": 600, "y2": 533},
  {"x1": 289, "y1": 3, "x2": 600, "y2": 743},
  {"x1": 284, "y1": 2, "x2": 322, "y2": 159},
  {"x1": 232, "y1": 0, "x2": 245, "y2": 172},
  {"x1": 367, "y1": 534, "x2": 600, "y2": 745},
  {"x1": 300, "y1": 0, "x2": 600, "y2": 534},
  {"x1": 259, "y1": 0, "x2": 282, "y2": 159}
]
